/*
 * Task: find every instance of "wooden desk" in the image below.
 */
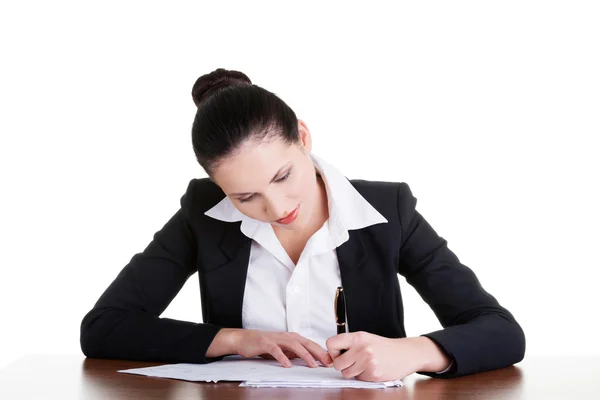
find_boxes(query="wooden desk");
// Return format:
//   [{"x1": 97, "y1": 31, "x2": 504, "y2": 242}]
[{"x1": 1, "y1": 355, "x2": 599, "y2": 399}]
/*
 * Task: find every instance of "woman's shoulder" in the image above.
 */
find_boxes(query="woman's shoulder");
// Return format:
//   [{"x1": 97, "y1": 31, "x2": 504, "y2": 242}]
[
  {"x1": 179, "y1": 177, "x2": 227, "y2": 216},
  {"x1": 349, "y1": 179, "x2": 417, "y2": 223},
  {"x1": 349, "y1": 179, "x2": 414, "y2": 204}
]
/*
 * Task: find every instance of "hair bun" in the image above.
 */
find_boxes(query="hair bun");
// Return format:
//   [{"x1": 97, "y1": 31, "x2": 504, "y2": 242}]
[{"x1": 192, "y1": 68, "x2": 252, "y2": 107}]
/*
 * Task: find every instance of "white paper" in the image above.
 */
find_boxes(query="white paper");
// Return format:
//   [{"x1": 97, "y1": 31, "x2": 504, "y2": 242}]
[{"x1": 118, "y1": 355, "x2": 403, "y2": 389}]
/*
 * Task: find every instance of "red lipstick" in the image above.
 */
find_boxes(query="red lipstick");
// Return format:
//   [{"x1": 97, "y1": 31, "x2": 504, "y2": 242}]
[{"x1": 276, "y1": 205, "x2": 300, "y2": 225}]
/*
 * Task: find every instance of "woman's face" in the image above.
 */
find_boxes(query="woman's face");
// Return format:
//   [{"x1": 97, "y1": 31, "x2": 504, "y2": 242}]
[{"x1": 210, "y1": 120, "x2": 321, "y2": 232}]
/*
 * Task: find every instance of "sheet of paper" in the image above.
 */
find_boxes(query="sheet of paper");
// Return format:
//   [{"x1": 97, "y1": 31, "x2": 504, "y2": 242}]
[
  {"x1": 240, "y1": 380, "x2": 403, "y2": 388},
  {"x1": 118, "y1": 355, "x2": 403, "y2": 389}
]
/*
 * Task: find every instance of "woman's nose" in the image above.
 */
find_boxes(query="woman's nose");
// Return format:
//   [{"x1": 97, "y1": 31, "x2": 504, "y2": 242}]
[{"x1": 263, "y1": 195, "x2": 288, "y2": 221}]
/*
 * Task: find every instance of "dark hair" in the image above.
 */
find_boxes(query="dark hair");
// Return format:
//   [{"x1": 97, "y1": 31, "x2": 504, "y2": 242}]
[{"x1": 191, "y1": 68, "x2": 300, "y2": 174}]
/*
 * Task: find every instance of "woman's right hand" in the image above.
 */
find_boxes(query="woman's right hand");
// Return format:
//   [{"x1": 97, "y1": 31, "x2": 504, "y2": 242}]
[{"x1": 209, "y1": 328, "x2": 333, "y2": 368}]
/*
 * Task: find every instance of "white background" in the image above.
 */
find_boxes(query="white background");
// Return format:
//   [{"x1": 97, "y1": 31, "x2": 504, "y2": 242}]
[{"x1": 1, "y1": 1, "x2": 598, "y2": 369}]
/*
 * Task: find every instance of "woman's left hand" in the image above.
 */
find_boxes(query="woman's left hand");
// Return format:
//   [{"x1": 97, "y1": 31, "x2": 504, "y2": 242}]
[{"x1": 325, "y1": 332, "x2": 439, "y2": 382}]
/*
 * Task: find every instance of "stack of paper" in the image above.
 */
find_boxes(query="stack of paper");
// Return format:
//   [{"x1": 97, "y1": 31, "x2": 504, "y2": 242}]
[{"x1": 118, "y1": 355, "x2": 403, "y2": 389}]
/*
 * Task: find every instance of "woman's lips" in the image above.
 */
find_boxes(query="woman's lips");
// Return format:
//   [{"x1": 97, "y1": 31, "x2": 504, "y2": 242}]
[{"x1": 276, "y1": 205, "x2": 300, "y2": 225}]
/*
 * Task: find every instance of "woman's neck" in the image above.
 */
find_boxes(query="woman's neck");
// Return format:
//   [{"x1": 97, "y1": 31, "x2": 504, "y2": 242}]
[{"x1": 314, "y1": 172, "x2": 329, "y2": 226}]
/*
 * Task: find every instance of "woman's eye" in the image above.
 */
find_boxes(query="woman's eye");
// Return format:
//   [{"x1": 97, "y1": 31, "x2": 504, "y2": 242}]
[
  {"x1": 239, "y1": 195, "x2": 255, "y2": 203},
  {"x1": 276, "y1": 171, "x2": 291, "y2": 182}
]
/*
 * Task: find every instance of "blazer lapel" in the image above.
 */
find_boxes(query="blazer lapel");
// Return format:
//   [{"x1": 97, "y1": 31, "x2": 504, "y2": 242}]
[
  {"x1": 201, "y1": 221, "x2": 251, "y2": 329},
  {"x1": 336, "y1": 229, "x2": 384, "y2": 335}
]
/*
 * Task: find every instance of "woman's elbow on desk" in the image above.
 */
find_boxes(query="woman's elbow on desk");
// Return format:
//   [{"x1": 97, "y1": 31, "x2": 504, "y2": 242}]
[{"x1": 80, "y1": 308, "x2": 110, "y2": 358}]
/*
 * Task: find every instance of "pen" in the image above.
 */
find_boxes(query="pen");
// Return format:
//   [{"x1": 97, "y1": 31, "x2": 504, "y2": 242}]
[{"x1": 334, "y1": 286, "x2": 347, "y2": 354}]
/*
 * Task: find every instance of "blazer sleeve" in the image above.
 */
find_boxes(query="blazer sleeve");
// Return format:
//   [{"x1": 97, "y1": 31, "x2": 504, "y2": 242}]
[
  {"x1": 395, "y1": 183, "x2": 525, "y2": 378},
  {"x1": 80, "y1": 179, "x2": 224, "y2": 364}
]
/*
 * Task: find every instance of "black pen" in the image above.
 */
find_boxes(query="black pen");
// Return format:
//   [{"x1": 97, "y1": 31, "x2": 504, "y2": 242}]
[{"x1": 334, "y1": 286, "x2": 347, "y2": 354}]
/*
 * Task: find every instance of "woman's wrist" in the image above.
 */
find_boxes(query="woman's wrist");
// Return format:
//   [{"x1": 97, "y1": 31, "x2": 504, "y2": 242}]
[
  {"x1": 206, "y1": 328, "x2": 243, "y2": 358},
  {"x1": 411, "y1": 336, "x2": 452, "y2": 373}
]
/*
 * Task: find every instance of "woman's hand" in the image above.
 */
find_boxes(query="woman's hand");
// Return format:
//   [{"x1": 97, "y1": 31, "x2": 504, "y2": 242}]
[
  {"x1": 210, "y1": 328, "x2": 333, "y2": 368},
  {"x1": 326, "y1": 332, "x2": 451, "y2": 382}
]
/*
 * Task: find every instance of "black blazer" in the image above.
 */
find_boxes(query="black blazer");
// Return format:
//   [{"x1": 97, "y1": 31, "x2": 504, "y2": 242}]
[{"x1": 80, "y1": 178, "x2": 525, "y2": 378}]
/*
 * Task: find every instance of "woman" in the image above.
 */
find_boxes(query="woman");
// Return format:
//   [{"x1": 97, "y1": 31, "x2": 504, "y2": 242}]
[{"x1": 80, "y1": 68, "x2": 525, "y2": 382}]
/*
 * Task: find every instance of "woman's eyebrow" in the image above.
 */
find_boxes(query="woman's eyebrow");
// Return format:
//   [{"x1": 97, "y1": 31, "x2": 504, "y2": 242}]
[{"x1": 230, "y1": 162, "x2": 291, "y2": 196}]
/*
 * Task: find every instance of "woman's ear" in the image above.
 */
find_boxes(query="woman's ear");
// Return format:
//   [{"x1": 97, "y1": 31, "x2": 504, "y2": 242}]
[{"x1": 297, "y1": 119, "x2": 313, "y2": 154}]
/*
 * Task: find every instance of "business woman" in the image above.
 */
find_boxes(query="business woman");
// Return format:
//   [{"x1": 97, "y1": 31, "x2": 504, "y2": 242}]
[{"x1": 80, "y1": 68, "x2": 525, "y2": 382}]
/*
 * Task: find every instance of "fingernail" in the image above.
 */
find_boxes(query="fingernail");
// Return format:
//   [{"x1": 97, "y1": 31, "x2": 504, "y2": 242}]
[{"x1": 285, "y1": 361, "x2": 292, "y2": 367}]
